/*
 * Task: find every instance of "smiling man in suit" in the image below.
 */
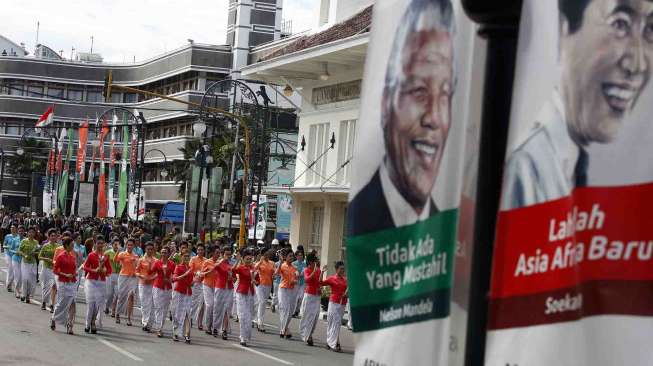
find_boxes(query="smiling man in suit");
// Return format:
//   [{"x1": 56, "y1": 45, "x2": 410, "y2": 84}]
[{"x1": 347, "y1": 0, "x2": 455, "y2": 237}]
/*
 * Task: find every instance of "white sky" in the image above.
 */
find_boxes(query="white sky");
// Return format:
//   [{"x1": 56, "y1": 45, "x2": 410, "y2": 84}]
[{"x1": 0, "y1": 0, "x2": 317, "y2": 63}]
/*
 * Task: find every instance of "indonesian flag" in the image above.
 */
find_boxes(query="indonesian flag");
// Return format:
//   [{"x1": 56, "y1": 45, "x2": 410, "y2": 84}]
[{"x1": 36, "y1": 106, "x2": 54, "y2": 128}]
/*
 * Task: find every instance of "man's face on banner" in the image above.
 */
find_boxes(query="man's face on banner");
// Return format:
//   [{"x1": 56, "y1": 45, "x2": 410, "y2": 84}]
[
  {"x1": 384, "y1": 29, "x2": 453, "y2": 211},
  {"x1": 561, "y1": 0, "x2": 653, "y2": 144}
]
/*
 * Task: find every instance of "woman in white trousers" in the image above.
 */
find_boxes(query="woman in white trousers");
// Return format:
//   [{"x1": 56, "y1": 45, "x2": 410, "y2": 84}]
[
  {"x1": 322, "y1": 261, "x2": 348, "y2": 352},
  {"x1": 299, "y1": 254, "x2": 326, "y2": 346},
  {"x1": 254, "y1": 250, "x2": 274, "y2": 332},
  {"x1": 83, "y1": 238, "x2": 112, "y2": 334},
  {"x1": 38, "y1": 229, "x2": 60, "y2": 312},
  {"x1": 115, "y1": 239, "x2": 139, "y2": 326},
  {"x1": 276, "y1": 249, "x2": 299, "y2": 339},
  {"x1": 212, "y1": 246, "x2": 234, "y2": 340},
  {"x1": 50, "y1": 237, "x2": 77, "y2": 335},
  {"x1": 18, "y1": 228, "x2": 39, "y2": 304},
  {"x1": 137, "y1": 243, "x2": 157, "y2": 332},
  {"x1": 199, "y1": 247, "x2": 220, "y2": 335},
  {"x1": 233, "y1": 248, "x2": 257, "y2": 347},
  {"x1": 189, "y1": 244, "x2": 206, "y2": 330},
  {"x1": 152, "y1": 247, "x2": 175, "y2": 338},
  {"x1": 172, "y1": 251, "x2": 193, "y2": 343}
]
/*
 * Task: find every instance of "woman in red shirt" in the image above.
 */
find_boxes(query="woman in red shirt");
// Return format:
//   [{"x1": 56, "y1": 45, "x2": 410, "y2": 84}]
[
  {"x1": 83, "y1": 237, "x2": 112, "y2": 334},
  {"x1": 322, "y1": 261, "x2": 348, "y2": 352},
  {"x1": 211, "y1": 245, "x2": 234, "y2": 340},
  {"x1": 50, "y1": 237, "x2": 78, "y2": 335},
  {"x1": 152, "y1": 247, "x2": 176, "y2": 338},
  {"x1": 172, "y1": 250, "x2": 193, "y2": 343},
  {"x1": 275, "y1": 248, "x2": 299, "y2": 339},
  {"x1": 300, "y1": 253, "x2": 327, "y2": 346},
  {"x1": 233, "y1": 247, "x2": 258, "y2": 347}
]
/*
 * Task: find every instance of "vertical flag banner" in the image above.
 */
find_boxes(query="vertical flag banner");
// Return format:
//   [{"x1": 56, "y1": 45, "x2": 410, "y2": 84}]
[
  {"x1": 96, "y1": 119, "x2": 109, "y2": 218},
  {"x1": 71, "y1": 120, "x2": 89, "y2": 213},
  {"x1": 42, "y1": 138, "x2": 56, "y2": 215},
  {"x1": 128, "y1": 125, "x2": 139, "y2": 220},
  {"x1": 117, "y1": 122, "x2": 129, "y2": 218},
  {"x1": 345, "y1": 1, "x2": 475, "y2": 365},
  {"x1": 57, "y1": 127, "x2": 73, "y2": 213},
  {"x1": 107, "y1": 114, "x2": 117, "y2": 217},
  {"x1": 485, "y1": 1, "x2": 653, "y2": 365},
  {"x1": 53, "y1": 128, "x2": 67, "y2": 210}
]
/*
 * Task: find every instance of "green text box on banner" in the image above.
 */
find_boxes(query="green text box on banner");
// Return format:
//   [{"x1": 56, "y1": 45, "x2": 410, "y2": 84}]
[{"x1": 347, "y1": 208, "x2": 458, "y2": 332}]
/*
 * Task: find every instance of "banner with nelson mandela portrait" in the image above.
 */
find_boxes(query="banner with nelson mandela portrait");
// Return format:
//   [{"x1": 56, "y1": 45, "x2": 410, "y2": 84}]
[
  {"x1": 346, "y1": 0, "x2": 477, "y2": 364},
  {"x1": 486, "y1": 1, "x2": 653, "y2": 365}
]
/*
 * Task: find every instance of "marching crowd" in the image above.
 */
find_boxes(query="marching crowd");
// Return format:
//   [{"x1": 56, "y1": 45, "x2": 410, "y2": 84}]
[{"x1": 1, "y1": 211, "x2": 348, "y2": 351}]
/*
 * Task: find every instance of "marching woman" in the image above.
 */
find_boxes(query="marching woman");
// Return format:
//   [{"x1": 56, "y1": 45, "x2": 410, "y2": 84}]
[
  {"x1": 137, "y1": 242, "x2": 157, "y2": 332},
  {"x1": 212, "y1": 245, "x2": 234, "y2": 340},
  {"x1": 299, "y1": 253, "x2": 325, "y2": 346},
  {"x1": 17, "y1": 227, "x2": 39, "y2": 304},
  {"x1": 38, "y1": 228, "x2": 60, "y2": 312},
  {"x1": 322, "y1": 261, "x2": 348, "y2": 352},
  {"x1": 75, "y1": 236, "x2": 89, "y2": 292},
  {"x1": 115, "y1": 238, "x2": 140, "y2": 326},
  {"x1": 3, "y1": 225, "x2": 19, "y2": 293},
  {"x1": 151, "y1": 246, "x2": 175, "y2": 338},
  {"x1": 199, "y1": 246, "x2": 220, "y2": 335},
  {"x1": 50, "y1": 237, "x2": 77, "y2": 335},
  {"x1": 9, "y1": 226, "x2": 25, "y2": 299},
  {"x1": 104, "y1": 238, "x2": 122, "y2": 317},
  {"x1": 254, "y1": 249, "x2": 274, "y2": 332},
  {"x1": 188, "y1": 244, "x2": 206, "y2": 331},
  {"x1": 83, "y1": 237, "x2": 112, "y2": 334},
  {"x1": 172, "y1": 250, "x2": 193, "y2": 343},
  {"x1": 232, "y1": 247, "x2": 258, "y2": 347},
  {"x1": 276, "y1": 249, "x2": 299, "y2": 339},
  {"x1": 292, "y1": 250, "x2": 306, "y2": 317}
]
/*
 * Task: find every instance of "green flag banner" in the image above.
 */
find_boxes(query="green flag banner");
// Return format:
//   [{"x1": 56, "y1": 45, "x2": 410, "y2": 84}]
[
  {"x1": 117, "y1": 124, "x2": 129, "y2": 218},
  {"x1": 58, "y1": 128, "x2": 74, "y2": 212}
]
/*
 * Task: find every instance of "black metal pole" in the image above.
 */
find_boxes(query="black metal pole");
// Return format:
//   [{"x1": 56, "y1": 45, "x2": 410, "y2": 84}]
[
  {"x1": 462, "y1": 1, "x2": 521, "y2": 365},
  {"x1": 204, "y1": 132, "x2": 215, "y2": 242}
]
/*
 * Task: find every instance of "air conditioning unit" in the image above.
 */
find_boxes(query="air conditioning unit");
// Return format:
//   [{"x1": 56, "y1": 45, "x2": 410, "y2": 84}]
[{"x1": 218, "y1": 211, "x2": 231, "y2": 228}]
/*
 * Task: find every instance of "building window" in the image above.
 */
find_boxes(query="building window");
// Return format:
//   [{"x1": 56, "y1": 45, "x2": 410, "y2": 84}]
[
  {"x1": 305, "y1": 123, "x2": 330, "y2": 185},
  {"x1": 124, "y1": 93, "x2": 137, "y2": 103},
  {"x1": 47, "y1": 87, "x2": 64, "y2": 99},
  {"x1": 6, "y1": 123, "x2": 20, "y2": 135},
  {"x1": 309, "y1": 206, "x2": 324, "y2": 252},
  {"x1": 86, "y1": 89, "x2": 102, "y2": 103},
  {"x1": 67, "y1": 89, "x2": 83, "y2": 101},
  {"x1": 336, "y1": 119, "x2": 356, "y2": 185},
  {"x1": 110, "y1": 92, "x2": 122, "y2": 103},
  {"x1": 9, "y1": 81, "x2": 23, "y2": 96},
  {"x1": 27, "y1": 84, "x2": 44, "y2": 98}
]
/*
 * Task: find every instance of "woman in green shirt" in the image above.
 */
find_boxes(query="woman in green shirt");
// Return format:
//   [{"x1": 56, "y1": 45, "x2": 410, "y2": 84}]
[
  {"x1": 38, "y1": 229, "x2": 60, "y2": 312},
  {"x1": 104, "y1": 238, "x2": 122, "y2": 317},
  {"x1": 18, "y1": 227, "x2": 39, "y2": 304}
]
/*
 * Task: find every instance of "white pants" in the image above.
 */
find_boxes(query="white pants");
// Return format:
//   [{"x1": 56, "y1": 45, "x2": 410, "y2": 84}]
[
  {"x1": 326, "y1": 302, "x2": 345, "y2": 348},
  {"x1": 76, "y1": 268, "x2": 84, "y2": 292},
  {"x1": 300, "y1": 293, "x2": 321, "y2": 342},
  {"x1": 236, "y1": 293, "x2": 254, "y2": 343},
  {"x1": 192, "y1": 283, "x2": 204, "y2": 327},
  {"x1": 20, "y1": 262, "x2": 37, "y2": 298},
  {"x1": 295, "y1": 284, "x2": 306, "y2": 314},
  {"x1": 231, "y1": 287, "x2": 237, "y2": 317},
  {"x1": 213, "y1": 288, "x2": 233, "y2": 332},
  {"x1": 40, "y1": 266, "x2": 56, "y2": 306},
  {"x1": 12, "y1": 260, "x2": 22, "y2": 294},
  {"x1": 105, "y1": 274, "x2": 119, "y2": 312},
  {"x1": 139, "y1": 283, "x2": 154, "y2": 328},
  {"x1": 271, "y1": 281, "x2": 280, "y2": 306},
  {"x1": 255, "y1": 285, "x2": 271, "y2": 327},
  {"x1": 202, "y1": 285, "x2": 215, "y2": 331},
  {"x1": 85, "y1": 279, "x2": 107, "y2": 329},
  {"x1": 278, "y1": 287, "x2": 297, "y2": 334},
  {"x1": 4, "y1": 254, "x2": 13, "y2": 289},
  {"x1": 52, "y1": 281, "x2": 77, "y2": 325},
  {"x1": 173, "y1": 292, "x2": 192, "y2": 338},
  {"x1": 153, "y1": 287, "x2": 172, "y2": 332},
  {"x1": 116, "y1": 275, "x2": 137, "y2": 316}
]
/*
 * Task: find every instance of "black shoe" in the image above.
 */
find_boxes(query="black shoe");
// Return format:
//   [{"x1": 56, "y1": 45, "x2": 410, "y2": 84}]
[
  {"x1": 240, "y1": 341, "x2": 247, "y2": 347},
  {"x1": 104, "y1": 309, "x2": 109, "y2": 315},
  {"x1": 221, "y1": 331, "x2": 228, "y2": 340},
  {"x1": 173, "y1": 335, "x2": 179, "y2": 342},
  {"x1": 84, "y1": 327, "x2": 90, "y2": 333},
  {"x1": 280, "y1": 333, "x2": 284, "y2": 339},
  {"x1": 307, "y1": 338, "x2": 314, "y2": 346},
  {"x1": 335, "y1": 344, "x2": 342, "y2": 353},
  {"x1": 91, "y1": 328, "x2": 97, "y2": 334},
  {"x1": 20, "y1": 297, "x2": 25, "y2": 302},
  {"x1": 50, "y1": 320, "x2": 56, "y2": 331},
  {"x1": 49, "y1": 306, "x2": 54, "y2": 314},
  {"x1": 271, "y1": 305, "x2": 276, "y2": 313},
  {"x1": 41, "y1": 302, "x2": 46, "y2": 310},
  {"x1": 157, "y1": 332, "x2": 163, "y2": 338},
  {"x1": 212, "y1": 329, "x2": 218, "y2": 337},
  {"x1": 7, "y1": 287, "x2": 12, "y2": 293},
  {"x1": 285, "y1": 333, "x2": 292, "y2": 339},
  {"x1": 184, "y1": 336, "x2": 191, "y2": 344}
]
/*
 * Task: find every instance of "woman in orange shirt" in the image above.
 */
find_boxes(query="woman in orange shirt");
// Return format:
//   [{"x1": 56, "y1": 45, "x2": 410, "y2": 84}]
[
  {"x1": 188, "y1": 244, "x2": 206, "y2": 331},
  {"x1": 275, "y1": 248, "x2": 299, "y2": 339},
  {"x1": 136, "y1": 242, "x2": 158, "y2": 332},
  {"x1": 115, "y1": 238, "x2": 140, "y2": 326},
  {"x1": 199, "y1": 246, "x2": 220, "y2": 335},
  {"x1": 254, "y1": 249, "x2": 275, "y2": 332}
]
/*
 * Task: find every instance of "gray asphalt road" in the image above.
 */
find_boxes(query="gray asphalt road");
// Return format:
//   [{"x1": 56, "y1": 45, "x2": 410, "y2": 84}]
[{"x1": 0, "y1": 256, "x2": 355, "y2": 366}]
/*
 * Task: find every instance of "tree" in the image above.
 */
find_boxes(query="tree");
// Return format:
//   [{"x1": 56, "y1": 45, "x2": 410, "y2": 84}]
[{"x1": 6, "y1": 138, "x2": 49, "y2": 176}]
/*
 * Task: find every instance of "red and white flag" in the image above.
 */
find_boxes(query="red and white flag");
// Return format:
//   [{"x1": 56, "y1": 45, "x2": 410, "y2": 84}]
[{"x1": 36, "y1": 106, "x2": 54, "y2": 128}]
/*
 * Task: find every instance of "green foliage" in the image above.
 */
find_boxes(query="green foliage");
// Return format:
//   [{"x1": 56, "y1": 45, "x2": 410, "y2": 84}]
[{"x1": 6, "y1": 138, "x2": 49, "y2": 176}]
